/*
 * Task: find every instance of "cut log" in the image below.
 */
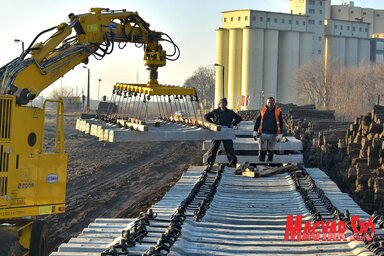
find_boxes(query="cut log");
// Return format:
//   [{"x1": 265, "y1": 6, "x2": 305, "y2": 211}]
[
  {"x1": 347, "y1": 143, "x2": 360, "y2": 155},
  {"x1": 359, "y1": 149, "x2": 367, "y2": 158},
  {"x1": 369, "y1": 122, "x2": 383, "y2": 134},
  {"x1": 373, "y1": 105, "x2": 384, "y2": 114},
  {"x1": 356, "y1": 173, "x2": 370, "y2": 186},
  {"x1": 372, "y1": 138, "x2": 384, "y2": 151},
  {"x1": 361, "y1": 137, "x2": 372, "y2": 150},
  {"x1": 352, "y1": 157, "x2": 367, "y2": 165},
  {"x1": 368, "y1": 157, "x2": 380, "y2": 168},
  {"x1": 347, "y1": 166, "x2": 357, "y2": 182},
  {"x1": 353, "y1": 117, "x2": 360, "y2": 126},
  {"x1": 362, "y1": 115, "x2": 372, "y2": 127},
  {"x1": 368, "y1": 177, "x2": 375, "y2": 189},
  {"x1": 374, "y1": 113, "x2": 384, "y2": 124},
  {"x1": 374, "y1": 178, "x2": 384, "y2": 192}
]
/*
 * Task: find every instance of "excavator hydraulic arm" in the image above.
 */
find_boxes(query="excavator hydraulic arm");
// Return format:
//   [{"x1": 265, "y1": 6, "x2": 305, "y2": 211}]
[
  {"x1": 0, "y1": 7, "x2": 177, "y2": 105},
  {"x1": 0, "y1": 8, "x2": 182, "y2": 255}
]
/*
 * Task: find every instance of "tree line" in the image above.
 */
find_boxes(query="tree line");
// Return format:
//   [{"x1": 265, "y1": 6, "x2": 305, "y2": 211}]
[{"x1": 296, "y1": 58, "x2": 384, "y2": 121}]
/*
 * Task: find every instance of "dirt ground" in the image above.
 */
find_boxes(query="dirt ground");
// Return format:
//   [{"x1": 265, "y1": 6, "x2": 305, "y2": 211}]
[{"x1": 43, "y1": 113, "x2": 204, "y2": 253}]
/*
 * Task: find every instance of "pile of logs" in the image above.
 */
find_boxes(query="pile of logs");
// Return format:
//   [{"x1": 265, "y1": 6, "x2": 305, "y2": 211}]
[
  {"x1": 343, "y1": 105, "x2": 384, "y2": 210},
  {"x1": 304, "y1": 105, "x2": 384, "y2": 212},
  {"x1": 238, "y1": 110, "x2": 258, "y2": 121},
  {"x1": 280, "y1": 104, "x2": 347, "y2": 168}
]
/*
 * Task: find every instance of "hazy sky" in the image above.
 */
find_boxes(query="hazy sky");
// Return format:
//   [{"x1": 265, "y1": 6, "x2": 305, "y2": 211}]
[{"x1": 0, "y1": 0, "x2": 383, "y2": 99}]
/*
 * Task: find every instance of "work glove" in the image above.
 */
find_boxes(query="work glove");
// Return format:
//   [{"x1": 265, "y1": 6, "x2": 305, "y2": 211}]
[
  {"x1": 253, "y1": 131, "x2": 258, "y2": 141},
  {"x1": 276, "y1": 134, "x2": 283, "y2": 141}
]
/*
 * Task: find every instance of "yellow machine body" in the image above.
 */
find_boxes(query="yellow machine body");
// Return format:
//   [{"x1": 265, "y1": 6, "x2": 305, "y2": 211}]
[
  {"x1": 0, "y1": 95, "x2": 67, "y2": 220},
  {"x1": 0, "y1": 7, "x2": 183, "y2": 254}
]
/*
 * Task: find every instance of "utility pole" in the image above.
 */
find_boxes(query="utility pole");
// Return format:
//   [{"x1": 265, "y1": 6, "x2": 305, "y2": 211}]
[
  {"x1": 98, "y1": 79, "x2": 101, "y2": 101},
  {"x1": 83, "y1": 66, "x2": 91, "y2": 112}
]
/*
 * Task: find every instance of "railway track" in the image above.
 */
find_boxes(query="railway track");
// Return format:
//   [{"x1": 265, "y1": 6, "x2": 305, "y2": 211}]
[
  {"x1": 50, "y1": 122, "x2": 384, "y2": 255},
  {"x1": 51, "y1": 164, "x2": 381, "y2": 255}
]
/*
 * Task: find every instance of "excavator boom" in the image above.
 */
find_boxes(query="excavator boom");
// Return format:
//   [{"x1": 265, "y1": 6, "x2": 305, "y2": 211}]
[{"x1": 0, "y1": 8, "x2": 176, "y2": 105}]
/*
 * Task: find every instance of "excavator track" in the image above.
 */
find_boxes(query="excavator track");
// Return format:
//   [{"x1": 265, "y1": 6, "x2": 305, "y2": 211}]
[{"x1": 51, "y1": 164, "x2": 382, "y2": 255}]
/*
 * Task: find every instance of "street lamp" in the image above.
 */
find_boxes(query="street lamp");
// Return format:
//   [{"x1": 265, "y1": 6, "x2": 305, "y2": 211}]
[
  {"x1": 14, "y1": 39, "x2": 25, "y2": 53},
  {"x1": 214, "y1": 63, "x2": 225, "y2": 98},
  {"x1": 83, "y1": 66, "x2": 90, "y2": 112},
  {"x1": 98, "y1": 79, "x2": 101, "y2": 101}
]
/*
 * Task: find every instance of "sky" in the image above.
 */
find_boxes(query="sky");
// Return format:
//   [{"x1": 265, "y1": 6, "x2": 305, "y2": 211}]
[{"x1": 1, "y1": 0, "x2": 384, "y2": 100}]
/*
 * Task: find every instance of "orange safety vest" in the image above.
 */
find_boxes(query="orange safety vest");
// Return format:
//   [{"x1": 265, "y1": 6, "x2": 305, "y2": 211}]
[{"x1": 258, "y1": 106, "x2": 281, "y2": 134}]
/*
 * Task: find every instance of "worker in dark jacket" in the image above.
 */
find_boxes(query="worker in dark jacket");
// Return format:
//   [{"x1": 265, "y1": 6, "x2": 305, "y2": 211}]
[
  {"x1": 205, "y1": 98, "x2": 242, "y2": 168},
  {"x1": 253, "y1": 97, "x2": 283, "y2": 162}
]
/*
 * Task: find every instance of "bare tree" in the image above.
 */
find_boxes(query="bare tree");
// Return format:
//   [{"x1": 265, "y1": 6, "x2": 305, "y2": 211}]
[
  {"x1": 184, "y1": 65, "x2": 215, "y2": 108},
  {"x1": 296, "y1": 58, "x2": 324, "y2": 106},
  {"x1": 330, "y1": 62, "x2": 383, "y2": 120},
  {"x1": 48, "y1": 86, "x2": 76, "y2": 99},
  {"x1": 372, "y1": 61, "x2": 384, "y2": 104},
  {"x1": 296, "y1": 58, "x2": 339, "y2": 108},
  {"x1": 296, "y1": 58, "x2": 384, "y2": 121}
]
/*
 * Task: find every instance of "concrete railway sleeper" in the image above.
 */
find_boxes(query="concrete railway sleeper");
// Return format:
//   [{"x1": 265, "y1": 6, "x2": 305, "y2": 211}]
[
  {"x1": 291, "y1": 167, "x2": 384, "y2": 255},
  {"x1": 101, "y1": 209, "x2": 157, "y2": 255},
  {"x1": 142, "y1": 165, "x2": 224, "y2": 255},
  {"x1": 101, "y1": 165, "x2": 224, "y2": 256},
  {"x1": 367, "y1": 213, "x2": 384, "y2": 255}
]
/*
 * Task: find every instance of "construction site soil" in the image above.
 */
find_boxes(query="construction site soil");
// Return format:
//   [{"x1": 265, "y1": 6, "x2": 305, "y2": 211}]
[{"x1": 43, "y1": 113, "x2": 204, "y2": 253}]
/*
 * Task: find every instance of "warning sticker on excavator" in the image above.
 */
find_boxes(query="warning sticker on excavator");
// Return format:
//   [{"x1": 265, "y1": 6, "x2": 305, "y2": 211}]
[{"x1": 33, "y1": 109, "x2": 38, "y2": 118}]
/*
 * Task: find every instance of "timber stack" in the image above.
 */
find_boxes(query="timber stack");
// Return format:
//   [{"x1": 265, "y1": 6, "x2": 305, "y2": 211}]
[
  {"x1": 279, "y1": 104, "x2": 346, "y2": 167},
  {"x1": 306, "y1": 105, "x2": 384, "y2": 213},
  {"x1": 343, "y1": 105, "x2": 384, "y2": 212}
]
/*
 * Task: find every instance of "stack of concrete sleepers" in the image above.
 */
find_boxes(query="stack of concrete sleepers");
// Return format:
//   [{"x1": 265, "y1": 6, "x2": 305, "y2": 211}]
[
  {"x1": 202, "y1": 121, "x2": 303, "y2": 164},
  {"x1": 75, "y1": 118, "x2": 236, "y2": 142}
]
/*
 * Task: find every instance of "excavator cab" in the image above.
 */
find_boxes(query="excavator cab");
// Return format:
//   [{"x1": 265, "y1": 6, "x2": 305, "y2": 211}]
[{"x1": 0, "y1": 95, "x2": 66, "y2": 255}]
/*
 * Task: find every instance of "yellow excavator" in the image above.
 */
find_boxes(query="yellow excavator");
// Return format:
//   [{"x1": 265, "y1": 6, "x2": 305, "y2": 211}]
[{"x1": 0, "y1": 8, "x2": 182, "y2": 255}]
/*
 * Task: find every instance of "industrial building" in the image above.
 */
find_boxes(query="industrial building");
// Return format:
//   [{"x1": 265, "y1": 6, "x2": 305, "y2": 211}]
[
  {"x1": 371, "y1": 35, "x2": 384, "y2": 63},
  {"x1": 216, "y1": 0, "x2": 384, "y2": 110},
  {"x1": 215, "y1": 10, "x2": 314, "y2": 109}
]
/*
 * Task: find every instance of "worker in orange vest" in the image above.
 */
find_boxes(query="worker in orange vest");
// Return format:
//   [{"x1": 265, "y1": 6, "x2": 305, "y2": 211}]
[{"x1": 253, "y1": 97, "x2": 283, "y2": 163}]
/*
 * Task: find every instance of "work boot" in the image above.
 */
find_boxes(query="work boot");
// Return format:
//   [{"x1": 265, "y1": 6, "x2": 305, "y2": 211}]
[
  {"x1": 259, "y1": 151, "x2": 266, "y2": 162},
  {"x1": 205, "y1": 162, "x2": 213, "y2": 171},
  {"x1": 267, "y1": 150, "x2": 274, "y2": 162}
]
